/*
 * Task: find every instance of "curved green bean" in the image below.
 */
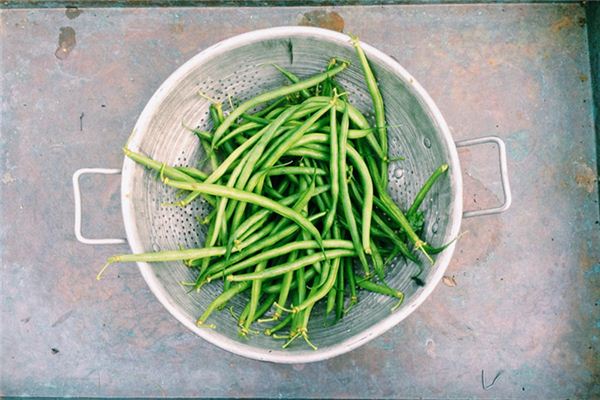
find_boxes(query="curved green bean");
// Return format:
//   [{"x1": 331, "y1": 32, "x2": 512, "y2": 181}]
[
  {"x1": 161, "y1": 179, "x2": 323, "y2": 246},
  {"x1": 227, "y1": 249, "x2": 355, "y2": 282}
]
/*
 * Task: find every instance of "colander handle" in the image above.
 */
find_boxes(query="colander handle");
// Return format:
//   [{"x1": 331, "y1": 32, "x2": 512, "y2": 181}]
[
  {"x1": 72, "y1": 168, "x2": 127, "y2": 245},
  {"x1": 455, "y1": 136, "x2": 512, "y2": 218}
]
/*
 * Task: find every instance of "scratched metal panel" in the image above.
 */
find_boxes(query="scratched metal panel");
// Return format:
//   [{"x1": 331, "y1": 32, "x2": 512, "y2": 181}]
[{"x1": 1, "y1": 3, "x2": 598, "y2": 398}]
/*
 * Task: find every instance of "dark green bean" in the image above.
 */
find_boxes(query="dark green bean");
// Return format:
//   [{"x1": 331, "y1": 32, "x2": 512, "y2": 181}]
[
  {"x1": 338, "y1": 103, "x2": 370, "y2": 275},
  {"x1": 345, "y1": 258, "x2": 358, "y2": 311},
  {"x1": 351, "y1": 36, "x2": 388, "y2": 187},
  {"x1": 356, "y1": 279, "x2": 404, "y2": 303},
  {"x1": 407, "y1": 163, "x2": 449, "y2": 218}
]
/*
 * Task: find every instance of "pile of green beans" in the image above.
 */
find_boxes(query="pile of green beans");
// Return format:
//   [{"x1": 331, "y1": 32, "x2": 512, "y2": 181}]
[{"x1": 103, "y1": 38, "x2": 449, "y2": 349}]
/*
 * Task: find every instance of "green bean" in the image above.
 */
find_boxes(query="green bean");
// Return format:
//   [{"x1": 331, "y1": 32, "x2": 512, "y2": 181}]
[
  {"x1": 263, "y1": 166, "x2": 327, "y2": 177},
  {"x1": 237, "y1": 300, "x2": 251, "y2": 327},
  {"x1": 233, "y1": 177, "x2": 323, "y2": 248},
  {"x1": 264, "y1": 313, "x2": 293, "y2": 336},
  {"x1": 296, "y1": 129, "x2": 372, "y2": 146},
  {"x1": 124, "y1": 148, "x2": 197, "y2": 183},
  {"x1": 211, "y1": 62, "x2": 348, "y2": 147},
  {"x1": 182, "y1": 122, "x2": 212, "y2": 141},
  {"x1": 285, "y1": 148, "x2": 328, "y2": 160},
  {"x1": 345, "y1": 258, "x2": 358, "y2": 310},
  {"x1": 216, "y1": 121, "x2": 262, "y2": 148},
  {"x1": 291, "y1": 133, "x2": 328, "y2": 147},
  {"x1": 346, "y1": 144, "x2": 373, "y2": 255},
  {"x1": 338, "y1": 103, "x2": 370, "y2": 275},
  {"x1": 348, "y1": 178, "x2": 418, "y2": 263},
  {"x1": 272, "y1": 64, "x2": 312, "y2": 99},
  {"x1": 351, "y1": 36, "x2": 388, "y2": 187},
  {"x1": 140, "y1": 162, "x2": 212, "y2": 207},
  {"x1": 407, "y1": 163, "x2": 449, "y2": 218},
  {"x1": 253, "y1": 293, "x2": 277, "y2": 323},
  {"x1": 241, "y1": 113, "x2": 271, "y2": 125},
  {"x1": 197, "y1": 214, "x2": 219, "y2": 278},
  {"x1": 359, "y1": 140, "x2": 432, "y2": 261},
  {"x1": 291, "y1": 143, "x2": 329, "y2": 153},
  {"x1": 264, "y1": 183, "x2": 285, "y2": 199},
  {"x1": 200, "y1": 136, "x2": 219, "y2": 172},
  {"x1": 265, "y1": 105, "x2": 287, "y2": 120},
  {"x1": 323, "y1": 106, "x2": 339, "y2": 235},
  {"x1": 383, "y1": 245, "x2": 403, "y2": 267},
  {"x1": 206, "y1": 124, "x2": 270, "y2": 185},
  {"x1": 313, "y1": 126, "x2": 371, "y2": 139},
  {"x1": 286, "y1": 102, "x2": 325, "y2": 122},
  {"x1": 272, "y1": 251, "x2": 298, "y2": 321},
  {"x1": 174, "y1": 166, "x2": 208, "y2": 181},
  {"x1": 162, "y1": 179, "x2": 323, "y2": 246},
  {"x1": 335, "y1": 260, "x2": 345, "y2": 321},
  {"x1": 237, "y1": 185, "x2": 326, "y2": 246},
  {"x1": 242, "y1": 260, "x2": 267, "y2": 334},
  {"x1": 254, "y1": 97, "x2": 287, "y2": 118},
  {"x1": 326, "y1": 283, "x2": 337, "y2": 315},
  {"x1": 321, "y1": 58, "x2": 337, "y2": 97},
  {"x1": 100, "y1": 246, "x2": 225, "y2": 273},
  {"x1": 369, "y1": 238, "x2": 385, "y2": 281},
  {"x1": 262, "y1": 266, "x2": 316, "y2": 295},
  {"x1": 319, "y1": 220, "x2": 341, "y2": 285},
  {"x1": 210, "y1": 103, "x2": 223, "y2": 130},
  {"x1": 356, "y1": 279, "x2": 404, "y2": 303},
  {"x1": 196, "y1": 281, "x2": 251, "y2": 326},
  {"x1": 227, "y1": 249, "x2": 355, "y2": 282},
  {"x1": 293, "y1": 256, "x2": 341, "y2": 313},
  {"x1": 294, "y1": 266, "x2": 306, "y2": 330}
]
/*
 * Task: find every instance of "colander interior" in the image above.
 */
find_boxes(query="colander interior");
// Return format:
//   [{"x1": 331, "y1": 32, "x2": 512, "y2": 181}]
[{"x1": 123, "y1": 28, "x2": 460, "y2": 359}]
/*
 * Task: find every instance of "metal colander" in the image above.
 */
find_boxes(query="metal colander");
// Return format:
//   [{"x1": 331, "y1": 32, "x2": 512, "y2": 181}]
[{"x1": 74, "y1": 27, "x2": 511, "y2": 363}]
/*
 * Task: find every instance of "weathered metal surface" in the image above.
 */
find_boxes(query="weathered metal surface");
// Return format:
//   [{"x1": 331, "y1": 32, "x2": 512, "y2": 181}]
[{"x1": 1, "y1": 3, "x2": 598, "y2": 398}]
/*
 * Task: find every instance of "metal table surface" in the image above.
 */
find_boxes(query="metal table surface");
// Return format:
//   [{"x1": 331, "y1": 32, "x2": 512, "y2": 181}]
[{"x1": 1, "y1": 3, "x2": 598, "y2": 398}]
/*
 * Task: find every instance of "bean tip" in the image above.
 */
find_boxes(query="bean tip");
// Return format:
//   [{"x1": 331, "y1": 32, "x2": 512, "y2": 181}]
[{"x1": 96, "y1": 260, "x2": 113, "y2": 281}]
